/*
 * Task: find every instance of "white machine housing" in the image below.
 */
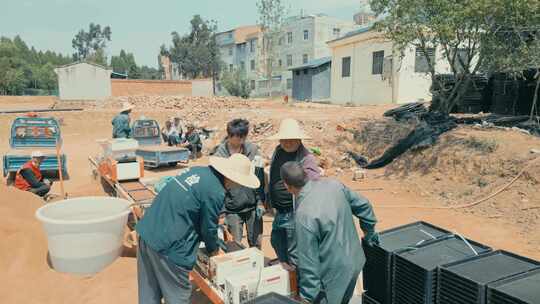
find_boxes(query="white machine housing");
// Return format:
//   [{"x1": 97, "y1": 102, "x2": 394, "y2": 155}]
[
  {"x1": 224, "y1": 264, "x2": 291, "y2": 304},
  {"x1": 100, "y1": 138, "x2": 139, "y2": 161},
  {"x1": 209, "y1": 248, "x2": 264, "y2": 287}
]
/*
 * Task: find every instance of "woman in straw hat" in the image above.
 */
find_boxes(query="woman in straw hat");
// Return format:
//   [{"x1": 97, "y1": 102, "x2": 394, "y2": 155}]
[
  {"x1": 267, "y1": 118, "x2": 321, "y2": 271},
  {"x1": 111, "y1": 102, "x2": 134, "y2": 138},
  {"x1": 135, "y1": 154, "x2": 259, "y2": 304}
]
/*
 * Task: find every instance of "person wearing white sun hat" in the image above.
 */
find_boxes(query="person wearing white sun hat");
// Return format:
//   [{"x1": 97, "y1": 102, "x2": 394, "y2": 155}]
[
  {"x1": 111, "y1": 102, "x2": 134, "y2": 138},
  {"x1": 267, "y1": 118, "x2": 321, "y2": 271},
  {"x1": 135, "y1": 153, "x2": 259, "y2": 304}
]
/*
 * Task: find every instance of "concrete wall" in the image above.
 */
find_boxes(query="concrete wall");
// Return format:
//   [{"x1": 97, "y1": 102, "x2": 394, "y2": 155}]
[
  {"x1": 191, "y1": 79, "x2": 214, "y2": 97},
  {"x1": 55, "y1": 63, "x2": 112, "y2": 101},
  {"x1": 111, "y1": 79, "x2": 192, "y2": 97},
  {"x1": 330, "y1": 31, "x2": 450, "y2": 106}
]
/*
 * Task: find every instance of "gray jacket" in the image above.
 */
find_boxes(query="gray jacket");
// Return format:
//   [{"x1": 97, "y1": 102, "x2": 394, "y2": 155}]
[
  {"x1": 295, "y1": 178, "x2": 377, "y2": 303},
  {"x1": 213, "y1": 141, "x2": 263, "y2": 213}
]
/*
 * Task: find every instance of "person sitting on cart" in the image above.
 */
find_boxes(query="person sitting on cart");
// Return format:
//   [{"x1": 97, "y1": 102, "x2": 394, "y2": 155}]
[
  {"x1": 161, "y1": 120, "x2": 180, "y2": 146},
  {"x1": 135, "y1": 154, "x2": 260, "y2": 304},
  {"x1": 14, "y1": 151, "x2": 53, "y2": 198},
  {"x1": 181, "y1": 123, "x2": 202, "y2": 157},
  {"x1": 112, "y1": 102, "x2": 134, "y2": 138}
]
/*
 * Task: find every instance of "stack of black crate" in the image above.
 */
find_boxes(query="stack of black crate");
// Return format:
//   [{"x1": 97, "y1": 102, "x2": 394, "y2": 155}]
[
  {"x1": 487, "y1": 269, "x2": 540, "y2": 304},
  {"x1": 392, "y1": 235, "x2": 492, "y2": 304},
  {"x1": 438, "y1": 250, "x2": 540, "y2": 304},
  {"x1": 362, "y1": 221, "x2": 451, "y2": 304}
]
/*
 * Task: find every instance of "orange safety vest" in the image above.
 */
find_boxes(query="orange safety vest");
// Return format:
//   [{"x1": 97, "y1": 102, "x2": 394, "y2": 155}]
[{"x1": 14, "y1": 160, "x2": 42, "y2": 191}]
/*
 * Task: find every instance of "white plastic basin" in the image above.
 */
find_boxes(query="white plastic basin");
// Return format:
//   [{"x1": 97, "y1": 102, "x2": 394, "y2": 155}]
[{"x1": 35, "y1": 197, "x2": 131, "y2": 275}]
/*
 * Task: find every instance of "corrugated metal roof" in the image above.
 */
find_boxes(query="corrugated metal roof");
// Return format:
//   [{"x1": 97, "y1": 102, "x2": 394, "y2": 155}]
[
  {"x1": 327, "y1": 25, "x2": 374, "y2": 44},
  {"x1": 289, "y1": 57, "x2": 331, "y2": 71}
]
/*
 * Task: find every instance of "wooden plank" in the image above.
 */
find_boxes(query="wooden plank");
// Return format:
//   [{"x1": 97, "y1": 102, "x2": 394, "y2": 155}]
[{"x1": 190, "y1": 271, "x2": 224, "y2": 304}]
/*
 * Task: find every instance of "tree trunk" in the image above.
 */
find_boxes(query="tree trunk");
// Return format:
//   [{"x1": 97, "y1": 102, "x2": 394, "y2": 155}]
[{"x1": 529, "y1": 70, "x2": 540, "y2": 120}]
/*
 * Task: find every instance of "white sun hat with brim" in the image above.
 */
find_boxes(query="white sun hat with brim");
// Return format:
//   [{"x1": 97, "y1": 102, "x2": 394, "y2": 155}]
[
  {"x1": 267, "y1": 118, "x2": 311, "y2": 140},
  {"x1": 209, "y1": 154, "x2": 260, "y2": 189},
  {"x1": 120, "y1": 102, "x2": 135, "y2": 113},
  {"x1": 31, "y1": 151, "x2": 45, "y2": 158}
]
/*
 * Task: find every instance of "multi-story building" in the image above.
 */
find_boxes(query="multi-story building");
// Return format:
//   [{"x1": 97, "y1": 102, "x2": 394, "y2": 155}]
[{"x1": 215, "y1": 14, "x2": 357, "y2": 97}]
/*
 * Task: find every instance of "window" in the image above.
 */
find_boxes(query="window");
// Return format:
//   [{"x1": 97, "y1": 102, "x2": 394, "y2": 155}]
[
  {"x1": 304, "y1": 70, "x2": 308, "y2": 75},
  {"x1": 250, "y1": 60, "x2": 256, "y2": 71},
  {"x1": 287, "y1": 32, "x2": 293, "y2": 44},
  {"x1": 278, "y1": 59, "x2": 282, "y2": 67},
  {"x1": 250, "y1": 80, "x2": 256, "y2": 90},
  {"x1": 229, "y1": 64, "x2": 234, "y2": 72},
  {"x1": 287, "y1": 78, "x2": 293, "y2": 89},
  {"x1": 229, "y1": 47, "x2": 233, "y2": 56},
  {"x1": 250, "y1": 39, "x2": 256, "y2": 53},
  {"x1": 372, "y1": 51, "x2": 384, "y2": 75},
  {"x1": 240, "y1": 61, "x2": 245, "y2": 70},
  {"x1": 303, "y1": 30, "x2": 309, "y2": 40},
  {"x1": 217, "y1": 83, "x2": 222, "y2": 91},
  {"x1": 278, "y1": 37, "x2": 284, "y2": 46},
  {"x1": 303, "y1": 54, "x2": 308, "y2": 64},
  {"x1": 228, "y1": 32, "x2": 233, "y2": 39},
  {"x1": 295, "y1": 70, "x2": 300, "y2": 76},
  {"x1": 342, "y1": 57, "x2": 351, "y2": 78},
  {"x1": 415, "y1": 47, "x2": 436, "y2": 73},
  {"x1": 333, "y1": 28, "x2": 341, "y2": 36},
  {"x1": 287, "y1": 55, "x2": 293, "y2": 67}
]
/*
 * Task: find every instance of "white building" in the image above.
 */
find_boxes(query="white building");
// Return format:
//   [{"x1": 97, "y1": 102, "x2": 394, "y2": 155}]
[
  {"x1": 328, "y1": 27, "x2": 451, "y2": 105},
  {"x1": 55, "y1": 62, "x2": 112, "y2": 101}
]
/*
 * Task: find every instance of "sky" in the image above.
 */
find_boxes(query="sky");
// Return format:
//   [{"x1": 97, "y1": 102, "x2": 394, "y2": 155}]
[{"x1": 1, "y1": 0, "x2": 364, "y2": 67}]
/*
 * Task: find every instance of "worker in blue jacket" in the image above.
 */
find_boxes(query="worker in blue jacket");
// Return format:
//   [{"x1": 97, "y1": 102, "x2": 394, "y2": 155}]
[
  {"x1": 111, "y1": 102, "x2": 134, "y2": 138},
  {"x1": 280, "y1": 161, "x2": 379, "y2": 304},
  {"x1": 135, "y1": 154, "x2": 260, "y2": 304}
]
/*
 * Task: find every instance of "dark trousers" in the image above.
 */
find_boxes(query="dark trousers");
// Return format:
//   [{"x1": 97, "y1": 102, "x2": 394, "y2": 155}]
[
  {"x1": 225, "y1": 210, "x2": 262, "y2": 248},
  {"x1": 137, "y1": 239, "x2": 192, "y2": 304},
  {"x1": 270, "y1": 211, "x2": 297, "y2": 266},
  {"x1": 29, "y1": 184, "x2": 51, "y2": 197}
]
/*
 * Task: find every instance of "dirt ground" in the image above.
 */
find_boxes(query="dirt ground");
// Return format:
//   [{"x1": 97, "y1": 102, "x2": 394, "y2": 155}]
[{"x1": 0, "y1": 96, "x2": 539, "y2": 303}]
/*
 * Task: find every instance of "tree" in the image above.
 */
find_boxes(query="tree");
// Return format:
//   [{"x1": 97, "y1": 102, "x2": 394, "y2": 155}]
[
  {"x1": 480, "y1": 0, "x2": 540, "y2": 119},
  {"x1": 168, "y1": 15, "x2": 222, "y2": 80},
  {"x1": 370, "y1": 0, "x2": 494, "y2": 113},
  {"x1": 0, "y1": 36, "x2": 72, "y2": 95},
  {"x1": 111, "y1": 49, "x2": 141, "y2": 78},
  {"x1": 140, "y1": 66, "x2": 161, "y2": 80},
  {"x1": 256, "y1": 0, "x2": 286, "y2": 95},
  {"x1": 222, "y1": 69, "x2": 252, "y2": 98},
  {"x1": 72, "y1": 23, "x2": 112, "y2": 64}
]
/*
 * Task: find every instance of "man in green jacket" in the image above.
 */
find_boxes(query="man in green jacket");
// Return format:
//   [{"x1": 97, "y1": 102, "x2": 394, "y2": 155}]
[
  {"x1": 112, "y1": 102, "x2": 134, "y2": 138},
  {"x1": 135, "y1": 154, "x2": 260, "y2": 304},
  {"x1": 280, "y1": 161, "x2": 379, "y2": 304}
]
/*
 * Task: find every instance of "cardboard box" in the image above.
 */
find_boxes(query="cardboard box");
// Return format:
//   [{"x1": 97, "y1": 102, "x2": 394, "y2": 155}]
[
  {"x1": 224, "y1": 264, "x2": 291, "y2": 304},
  {"x1": 209, "y1": 248, "x2": 264, "y2": 287}
]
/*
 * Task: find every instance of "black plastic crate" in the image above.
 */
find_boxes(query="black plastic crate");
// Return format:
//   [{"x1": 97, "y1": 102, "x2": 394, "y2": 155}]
[
  {"x1": 393, "y1": 235, "x2": 492, "y2": 304},
  {"x1": 487, "y1": 268, "x2": 540, "y2": 304},
  {"x1": 362, "y1": 221, "x2": 451, "y2": 304},
  {"x1": 247, "y1": 292, "x2": 300, "y2": 303},
  {"x1": 438, "y1": 250, "x2": 540, "y2": 304},
  {"x1": 362, "y1": 293, "x2": 381, "y2": 304}
]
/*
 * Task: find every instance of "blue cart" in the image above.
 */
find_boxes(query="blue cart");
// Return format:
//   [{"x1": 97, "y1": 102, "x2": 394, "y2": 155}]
[
  {"x1": 3, "y1": 116, "x2": 67, "y2": 179},
  {"x1": 132, "y1": 119, "x2": 190, "y2": 168}
]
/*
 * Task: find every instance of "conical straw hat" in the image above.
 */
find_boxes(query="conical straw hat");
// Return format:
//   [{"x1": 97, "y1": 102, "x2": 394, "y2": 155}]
[
  {"x1": 120, "y1": 102, "x2": 134, "y2": 113},
  {"x1": 209, "y1": 154, "x2": 260, "y2": 189},
  {"x1": 267, "y1": 118, "x2": 311, "y2": 140}
]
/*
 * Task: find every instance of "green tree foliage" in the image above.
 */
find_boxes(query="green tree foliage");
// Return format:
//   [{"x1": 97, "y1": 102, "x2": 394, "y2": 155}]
[
  {"x1": 0, "y1": 36, "x2": 72, "y2": 95},
  {"x1": 370, "y1": 0, "x2": 494, "y2": 113},
  {"x1": 111, "y1": 49, "x2": 141, "y2": 78},
  {"x1": 222, "y1": 69, "x2": 252, "y2": 98},
  {"x1": 480, "y1": 0, "x2": 540, "y2": 118},
  {"x1": 72, "y1": 23, "x2": 112, "y2": 65},
  {"x1": 140, "y1": 66, "x2": 161, "y2": 80},
  {"x1": 167, "y1": 15, "x2": 222, "y2": 79},
  {"x1": 257, "y1": 0, "x2": 286, "y2": 93}
]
